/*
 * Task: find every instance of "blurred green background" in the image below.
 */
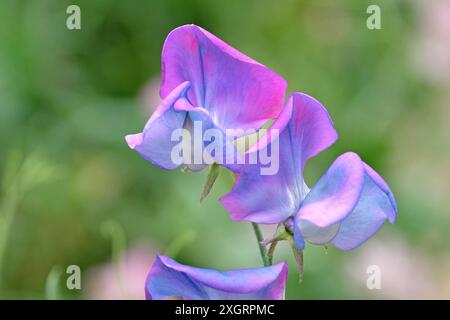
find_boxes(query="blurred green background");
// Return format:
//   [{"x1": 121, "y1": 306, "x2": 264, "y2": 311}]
[{"x1": 1, "y1": 0, "x2": 449, "y2": 299}]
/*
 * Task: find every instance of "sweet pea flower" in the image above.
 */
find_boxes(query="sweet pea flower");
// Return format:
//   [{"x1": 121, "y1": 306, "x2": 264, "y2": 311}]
[
  {"x1": 220, "y1": 93, "x2": 397, "y2": 251},
  {"x1": 146, "y1": 255, "x2": 288, "y2": 300},
  {"x1": 126, "y1": 25, "x2": 286, "y2": 172}
]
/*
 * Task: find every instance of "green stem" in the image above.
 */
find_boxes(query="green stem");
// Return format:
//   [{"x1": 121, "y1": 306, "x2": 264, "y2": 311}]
[{"x1": 251, "y1": 223, "x2": 270, "y2": 266}]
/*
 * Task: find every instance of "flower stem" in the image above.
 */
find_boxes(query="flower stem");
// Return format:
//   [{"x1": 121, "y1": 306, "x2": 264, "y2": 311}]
[{"x1": 251, "y1": 223, "x2": 270, "y2": 267}]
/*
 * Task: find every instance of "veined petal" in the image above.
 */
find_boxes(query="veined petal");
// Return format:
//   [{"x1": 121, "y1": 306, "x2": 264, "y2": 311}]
[
  {"x1": 125, "y1": 81, "x2": 190, "y2": 170},
  {"x1": 161, "y1": 24, "x2": 287, "y2": 132},
  {"x1": 295, "y1": 152, "x2": 398, "y2": 250},
  {"x1": 146, "y1": 255, "x2": 288, "y2": 300},
  {"x1": 220, "y1": 93, "x2": 337, "y2": 224}
]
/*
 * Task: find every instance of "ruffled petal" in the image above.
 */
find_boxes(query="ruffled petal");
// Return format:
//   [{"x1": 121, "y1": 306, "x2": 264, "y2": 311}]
[
  {"x1": 295, "y1": 152, "x2": 398, "y2": 250},
  {"x1": 161, "y1": 24, "x2": 287, "y2": 132},
  {"x1": 220, "y1": 93, "x2": 337, "y2": 224},
  {"x1": 146, "y1": 255, "x2": 288, "y2": 300}
]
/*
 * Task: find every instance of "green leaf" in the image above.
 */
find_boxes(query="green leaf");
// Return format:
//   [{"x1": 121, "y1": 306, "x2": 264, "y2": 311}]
[
  {"x1": 199, "y1": 163, "x2": 220, "y2": 203},
  {"x1": 291, "y1": 242, "x2": 304, "y2": 284}
]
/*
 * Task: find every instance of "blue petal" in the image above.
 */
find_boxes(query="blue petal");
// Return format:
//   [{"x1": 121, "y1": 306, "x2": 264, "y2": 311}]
[
  {"x1": 295, "y1": 152, "x2": 397, "y2": 250},
  {"x1": 125, "y1": 82, "x2": 190, "y2": 170},
  {"x1": 331, "y1": 163, "x2": 397, "y2": 250},
  {"x1": 146, "y1": 255, "x2": 288, "y2": 300},
  {"x1": 126, "y1": 81, "x2": 241, "y2": 172}
]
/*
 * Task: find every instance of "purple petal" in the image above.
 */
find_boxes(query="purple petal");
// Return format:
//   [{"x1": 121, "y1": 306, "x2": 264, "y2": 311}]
[
  {"x1": 279, "y1": 93, "x2": 339, "y2": 170},
  {"x1": 161, "y1": 25, "x2": 287, "y2": 132},
  {"x1": 220, "y1": 93, "x2": 337, "y2": 224},
  {"x1": 295, "y1": 152, "x2": 397, "y2": 250},
  {"x1": 125, "y1": 81, "x2": 190, "y2": 170},
  {"x1": 126, "y1": 81, "x2": 241, "y2": 172},
  {"x1": 146, "y1": 255, "x2": 288, "y2": 300}
]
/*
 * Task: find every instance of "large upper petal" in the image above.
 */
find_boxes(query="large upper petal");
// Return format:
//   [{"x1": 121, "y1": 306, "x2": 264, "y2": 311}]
[
  {"x1": 220, "y1": 93, "x2": 338, "y2": 224},
  {"x1": 146, "y1": 255, "x2": 288, "y2": 300},
  {"x1": 295, "y1": 152, "x2": 398, "y2": 250},
  {"x1": 161, "y1": 24, "x2": 287, "y2": 132}
]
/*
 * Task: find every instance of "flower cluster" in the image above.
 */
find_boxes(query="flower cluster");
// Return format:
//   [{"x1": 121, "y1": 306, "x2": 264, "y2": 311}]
[{"x1": 126, "y1": 25, "x2": 397, "y2": 300}]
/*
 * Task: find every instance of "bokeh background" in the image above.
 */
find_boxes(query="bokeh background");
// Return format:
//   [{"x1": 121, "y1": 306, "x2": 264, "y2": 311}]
[{"x1": 0, "y1": 0, "x2": 449, "y2": 299}]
